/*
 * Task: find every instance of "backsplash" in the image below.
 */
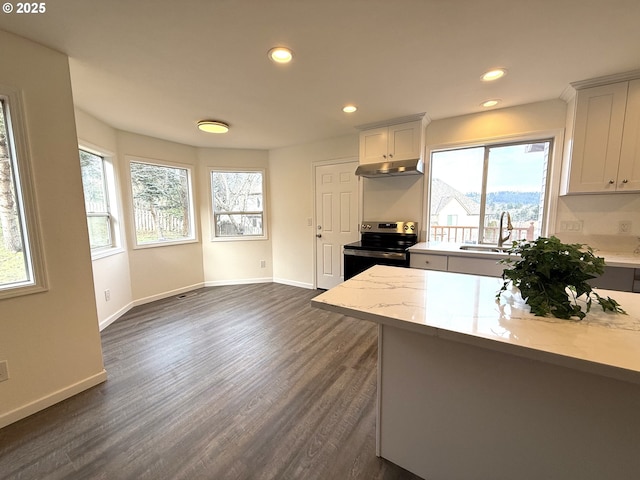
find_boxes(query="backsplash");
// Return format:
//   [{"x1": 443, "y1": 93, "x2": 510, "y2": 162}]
[{"x1": 555, "y1": 193, "x2": 640, "y2": 252}]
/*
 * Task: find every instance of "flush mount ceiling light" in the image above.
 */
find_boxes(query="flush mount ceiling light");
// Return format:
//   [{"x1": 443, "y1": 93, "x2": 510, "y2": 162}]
[
  {"x1": 342, "y1": 104, "x2": 357, "y2": 113},
  {"x1": 481, "y1": 68, "x2": 507, "y2": 82},
  {"x1": 197, "y1": 120, "x2": 229, "y2": 134},
  {"x1": 481, "y1": 99, "x2": 501, "y2": 108},
  {"x1": 268, "y1": 46, "x2": 294, "y2": 64}
]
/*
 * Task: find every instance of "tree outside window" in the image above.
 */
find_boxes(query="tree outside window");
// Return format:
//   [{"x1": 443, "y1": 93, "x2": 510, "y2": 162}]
[
  {"x1": 0, "y1": 98, "x2": 32, "y2": 289},
  {"x1": 130, "y1": 160, "x2": 194, "y2": 245},
  {"x1": 80, "y1": 149, "x2": 114, "y2": 250},
  {"x1": 211, "y1": 170, "x2": 265, "y2": 238}
]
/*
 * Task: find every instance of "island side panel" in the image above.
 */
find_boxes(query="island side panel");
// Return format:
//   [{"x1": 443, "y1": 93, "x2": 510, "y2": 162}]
[{"x1": 379, "y1": 324, "x2": 640, "y2": 480}]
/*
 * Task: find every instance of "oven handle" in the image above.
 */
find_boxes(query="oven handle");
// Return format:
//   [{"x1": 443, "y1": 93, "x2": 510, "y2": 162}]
[{"x1": 343, "y1": 249, "x2": 407, "y2": 260}]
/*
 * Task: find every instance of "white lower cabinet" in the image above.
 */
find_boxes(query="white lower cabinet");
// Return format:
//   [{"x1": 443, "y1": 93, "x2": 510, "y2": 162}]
[
  {"x1": 410, "y1": 251, "x2": 640, "y2": 290},
  {"x1": 409, "y1": 252, "x2": 505, "y2": 277}
]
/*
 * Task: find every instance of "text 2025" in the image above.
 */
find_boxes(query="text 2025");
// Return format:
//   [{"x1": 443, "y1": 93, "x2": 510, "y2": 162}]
[{"x1": 16, "y1": 2, "x2": 46, "y2": 13}]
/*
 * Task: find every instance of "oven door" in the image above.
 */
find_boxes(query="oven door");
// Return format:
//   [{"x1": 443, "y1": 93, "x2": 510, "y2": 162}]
[{"x1": 343, "y1": 249, "x2": 408, "y2": 280}]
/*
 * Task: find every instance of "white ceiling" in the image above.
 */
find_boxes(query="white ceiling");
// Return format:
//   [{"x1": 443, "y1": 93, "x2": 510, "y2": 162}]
[{"x1": 1, "y1": 0, "x2": 639, "y2": 150}]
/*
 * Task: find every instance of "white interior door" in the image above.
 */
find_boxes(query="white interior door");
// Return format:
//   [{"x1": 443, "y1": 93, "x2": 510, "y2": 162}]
[{"x1": 315, "y1": 161, "x2": 359, "y2": 289}]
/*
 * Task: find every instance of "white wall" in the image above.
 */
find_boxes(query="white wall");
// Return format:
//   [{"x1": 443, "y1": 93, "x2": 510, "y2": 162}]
[
  {"x1": 74, "y1": 108, "x2": 133, "y2": 330},
  {"x1": 0, "y1": 31, "x2": 105, "y2": 428},
  {"x1": 269, "y1": 134, "x2": 358, "y2": 288},
  {"x1": 426, "y1": 99, "x2": 568, "y2": 146},
  {"x1": 555, "y1": 194, "x2": 640, "y2": 251},
  {"x1": 197, "y1": 148, "x2": 273, "y2": 285},
  {"x1": 116, "y1": 131, "x2": 205, "y2": 303},
  {"x1": 362, "y1": 175, "x2": 424, "y2": 222}
]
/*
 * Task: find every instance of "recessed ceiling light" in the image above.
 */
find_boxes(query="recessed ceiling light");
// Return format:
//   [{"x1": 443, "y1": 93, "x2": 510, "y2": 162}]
[
  {"x1": 268, "y1": 46, "x2": 294, "y2": 64},
  {"x1": 197, "y1": 120, "x2": 229, "y2": 133},
  {"x1": 481, "y1": 99, "x2": 501, "y2": 108},
  {"x1": 481, "y1": 68, "x2": 507, "y2": 82},
  {"x1": 342, "y1": 105, "x2": 357, "y2": 113}
]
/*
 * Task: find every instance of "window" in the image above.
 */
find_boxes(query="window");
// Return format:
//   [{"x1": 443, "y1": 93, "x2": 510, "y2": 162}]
[
  {"x1": 429, "y1": 139, "x2": 552, "y2": 244},
  {"x1": 80, "y1": 149, "x2": 115, "y2": 250},
  {"x1": 0, "y1": 92, "x2": 45, "y2": 297},
  {"x1": 129, "y1": 160, "x2": 195, "y2": 246},
  {"x1": 211, "y1": 170, "x2": 265, "y2": 239}
]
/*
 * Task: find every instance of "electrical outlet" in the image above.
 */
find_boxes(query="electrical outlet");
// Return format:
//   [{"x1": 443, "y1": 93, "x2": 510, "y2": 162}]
[
  {"x1": 0, "y1": 360, "x2": 9, "y2": 382},
  {"x1": 104, "y1": 289, "x2": 111, "y2": 301},
  {"x1": 618, "y1": 220, "x2": 632, "y2": 234},
  {"x1": 560, "y1": 220, "x2": 583, "y2": 232},
  {"x1": 260, "y1": 260, "x2": 266, "y2": 268}
]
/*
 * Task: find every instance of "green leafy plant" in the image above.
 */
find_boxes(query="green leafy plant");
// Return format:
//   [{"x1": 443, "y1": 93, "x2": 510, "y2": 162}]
[{"x1": 497, "y1": 236, "x2": 626, "y2": 320}]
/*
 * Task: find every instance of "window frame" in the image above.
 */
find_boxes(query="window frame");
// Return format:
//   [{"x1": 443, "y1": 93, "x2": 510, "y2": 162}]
[
  {"x1": 424, "y1": 130, "x2": 564, "y2": 244},
  {"x1": 209, "y1": 168, "x2": 268, "y2": 242},
  {"x1": 127, "y1": 156, "x2": 197, "y2": 249},
  {"x1": 0, "y1": 86, "x2": 47, "y2": 300},
  {"x1": 79, "y1": 144, "x2": 124, "y2": 259}
]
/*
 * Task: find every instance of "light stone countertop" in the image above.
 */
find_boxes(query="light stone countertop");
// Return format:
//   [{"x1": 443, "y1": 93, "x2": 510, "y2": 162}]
[
  {"x1": 312, "y1": 265, "x2": 640, "y2": 384},
  {"x1": 408, "y1": 241, "x2": 510, "y2": 258},
  {"x1": 408, "y1": 241, "x2": 640, "y2": 267}
]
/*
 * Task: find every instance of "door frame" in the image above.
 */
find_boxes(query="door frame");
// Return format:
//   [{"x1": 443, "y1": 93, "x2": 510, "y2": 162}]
[{"x1": 312, "y1": 157, "x2": 362, "y2": 289}]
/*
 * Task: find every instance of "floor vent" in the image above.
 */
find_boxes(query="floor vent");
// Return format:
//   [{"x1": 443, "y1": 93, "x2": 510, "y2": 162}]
[{"x1": 177, "y1": 291, "x2": 198, "y2": 300}]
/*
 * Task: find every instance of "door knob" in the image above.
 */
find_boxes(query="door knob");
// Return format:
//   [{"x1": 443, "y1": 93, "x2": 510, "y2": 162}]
[{"x1": 316, "y1": 234, "x2": 322, "y2": 238}]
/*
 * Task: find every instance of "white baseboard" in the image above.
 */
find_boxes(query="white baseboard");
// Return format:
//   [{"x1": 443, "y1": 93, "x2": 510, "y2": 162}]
[
  {"x1": 97, "y1": 279, "x2": 313, "y2": 332},
  {"x1": 131, "y1": 282, "x2": 205, "y2": 307},
  {"x1": 204, "y1": 277, "x2": 273, "y2": 287},
  {"x1": 0, "y1": 369, "x2": 107, "y2": 429},
  {"x1": 98, "y1": 283, "x2": 205, "y2": 331},
  {"x1": 99, "y1": 302, "x2": 134, "y2": 331},
  {"x1": 273, "y1": 277, "x2": 314, "y2": 289}
]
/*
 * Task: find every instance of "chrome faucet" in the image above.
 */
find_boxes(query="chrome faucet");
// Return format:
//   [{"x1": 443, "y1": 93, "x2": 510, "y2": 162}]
[{"x1": 497, "y1": 211, "x2": 513, "y2": 248}]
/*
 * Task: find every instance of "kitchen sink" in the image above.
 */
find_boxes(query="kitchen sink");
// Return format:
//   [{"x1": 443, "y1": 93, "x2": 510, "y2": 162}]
[{"x1": 459, "y1": 244, "x2": 508, "y2": 253}]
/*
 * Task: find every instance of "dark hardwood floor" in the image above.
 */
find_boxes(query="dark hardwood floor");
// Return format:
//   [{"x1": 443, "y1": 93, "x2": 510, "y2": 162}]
[{"x1": 0, "y1": 283, "x2": 421, "y2": 479}]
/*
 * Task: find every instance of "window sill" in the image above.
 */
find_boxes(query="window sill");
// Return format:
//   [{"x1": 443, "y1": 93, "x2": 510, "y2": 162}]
[
  {"x1": 210, "y1": 235, "x2": 269, "y2": 242},
  {"x1": 0, "y1": 282, "x2": 48, "y2": 301},
  {"x1": 133, "y1": 238, "x2": 199, "y2": 250},
  {"x1": 91, "y1": 246, "x2": 126, "y2": 261}
]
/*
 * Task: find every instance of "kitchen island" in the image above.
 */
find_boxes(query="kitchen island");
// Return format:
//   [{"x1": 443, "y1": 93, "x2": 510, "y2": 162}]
[{"x1": 312, "y1": 265, "x2": 640, "y2": 480}]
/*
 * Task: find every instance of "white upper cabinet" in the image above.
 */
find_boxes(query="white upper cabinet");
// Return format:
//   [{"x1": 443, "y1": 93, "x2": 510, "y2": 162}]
[
  {"x1": 619, "y1": 80, "x2": 640, "y2": 191},
  {"x1": 566, "y1": 78, "x2": 640, "y2": 193},
  {"x1": 359, "y1": 120, "x2": 423, "y2": 164}
]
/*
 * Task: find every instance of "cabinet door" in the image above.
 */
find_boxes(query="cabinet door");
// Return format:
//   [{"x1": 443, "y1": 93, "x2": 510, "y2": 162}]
[
  {"x1": 569, "y1": 82, "x2": 628, "y2": 193},
  {"x1": 388, "y1": 121, "x2": 422, "y2": 161},
  {"x1": 359, "y1": 127, "x2": 388, "y2": 164},
  {"x1": 618, "y1": 79, "x2": 640, "y2": 191}
]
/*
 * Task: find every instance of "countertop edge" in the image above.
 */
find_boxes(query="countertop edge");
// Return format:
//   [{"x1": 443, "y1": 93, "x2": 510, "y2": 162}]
[{"x1": 311, "y1": 295, "x2": 640, "y2": 386}]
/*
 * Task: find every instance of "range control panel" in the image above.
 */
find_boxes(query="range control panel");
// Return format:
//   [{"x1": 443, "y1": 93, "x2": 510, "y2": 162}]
[{"x1": 359, "y1": 221, "x2": 418, "y2": 234}]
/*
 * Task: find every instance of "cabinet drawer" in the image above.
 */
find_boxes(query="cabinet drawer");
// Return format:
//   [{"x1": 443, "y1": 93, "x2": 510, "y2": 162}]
[
  {"x1": 409, "y1": 253, "x2": 448, "y2": 271},
  {"x1": 447, "y1": 256, "x2": 504, "y2": 277}
]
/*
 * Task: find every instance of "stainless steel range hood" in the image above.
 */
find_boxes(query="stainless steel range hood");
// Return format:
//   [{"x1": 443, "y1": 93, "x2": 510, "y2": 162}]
[{"x1": 355, "y1": 158, "x2": 424, "y2": 178}]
